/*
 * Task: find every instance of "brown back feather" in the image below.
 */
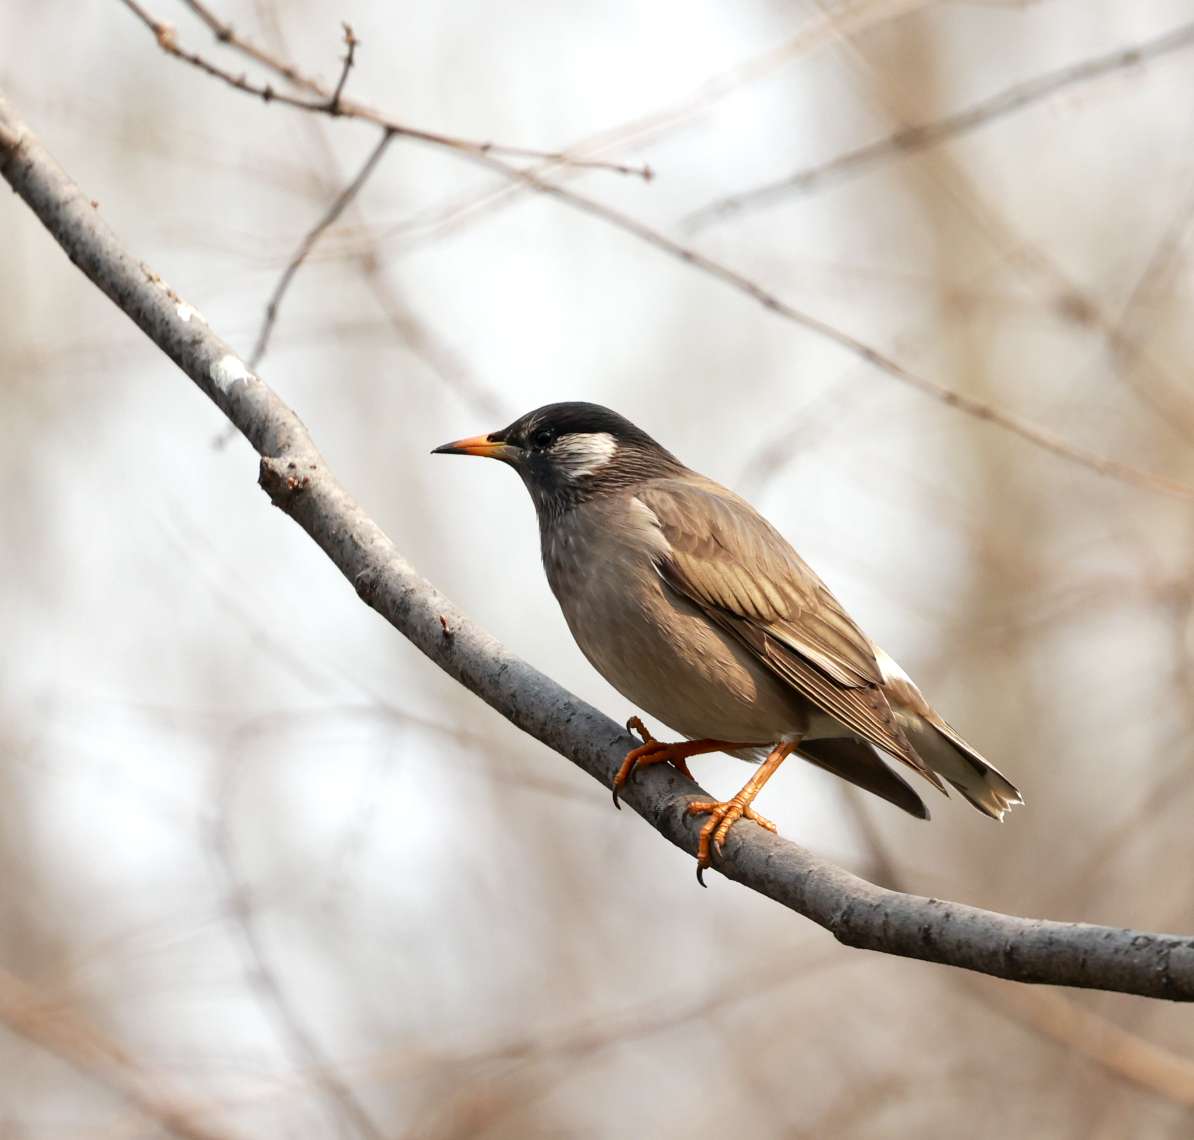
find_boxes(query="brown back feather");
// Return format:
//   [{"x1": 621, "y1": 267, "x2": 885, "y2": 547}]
[{"x1": 638, "y1": 480, "x2": 943, "y2": 788}]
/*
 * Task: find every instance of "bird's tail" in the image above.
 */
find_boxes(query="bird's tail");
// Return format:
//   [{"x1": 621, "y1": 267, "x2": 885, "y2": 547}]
[
  {"x1": 800, "y1": 738, "x2": 929, "y2": 819},
  {"x1": 901, "y1": 715, "x2": 1023, "y2": 820}
]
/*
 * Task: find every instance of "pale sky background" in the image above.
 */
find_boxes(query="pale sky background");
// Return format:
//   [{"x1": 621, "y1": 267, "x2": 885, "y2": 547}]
[{"x1": 4, "y1": 1, "x2": 1194, "y2": 1136}]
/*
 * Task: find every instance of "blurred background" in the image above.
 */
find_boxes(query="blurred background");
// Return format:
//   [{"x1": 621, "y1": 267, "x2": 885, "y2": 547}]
[{"x1": 4, "y1": 0, "x2": 1194, "y2": 1135}]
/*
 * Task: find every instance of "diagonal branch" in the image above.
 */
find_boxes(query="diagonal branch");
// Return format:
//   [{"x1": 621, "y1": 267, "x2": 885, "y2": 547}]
[
  {"x1": 119, "y1": 0, "x2": 652, "y2": 180},
  {"x1": 0, "y1": 964, "x2": 241, "y2": 1140},
  {"x1": 126, "y1": 0, "x2": 1194, "y2": 503},
  {"x1": 181, "y1": 0, "x2": 931, "y2": 245},
  {"x1": 480, "y1": 151, "x2": 1194, "y2": 501},
  {"x1": 685, "y1": 17, "x2": 1194, "y2": 229},
  {"x1": 208, "y1": 762, "x2": 385, "y2": 1139},
  {"x1": 249, "y1": 128, "x2": 393, "y2": 369},
  {"x1": 5, "y1": 89, "x2": 1194, "y2": 1001}
]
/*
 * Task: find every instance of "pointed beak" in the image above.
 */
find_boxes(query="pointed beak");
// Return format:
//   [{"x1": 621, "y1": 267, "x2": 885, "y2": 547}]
[{"x1": 431, "y1": 433, "x2": 518, "y2": 462}]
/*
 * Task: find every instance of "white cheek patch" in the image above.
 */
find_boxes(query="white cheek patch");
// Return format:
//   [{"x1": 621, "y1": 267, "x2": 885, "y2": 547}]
[{"x1": 555, "y1": 431, "x2": 618, "y2": 477}]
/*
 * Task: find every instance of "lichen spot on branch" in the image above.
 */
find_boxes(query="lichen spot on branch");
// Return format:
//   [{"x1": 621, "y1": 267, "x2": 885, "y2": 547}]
[{"x1": 209, "y1": 353, "x2": 253, "y2": 396}]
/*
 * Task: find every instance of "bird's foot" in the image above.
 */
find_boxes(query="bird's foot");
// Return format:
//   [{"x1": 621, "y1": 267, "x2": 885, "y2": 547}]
[
  {"x1": 612, "y1": 717, "x2": 698, "y2": 809},
  {"x1": 685, "y1": 797, "x2": 777, "y2": 886},
  {"x1": 626, "y1": 716, "x2": 696, "y2": 780}
]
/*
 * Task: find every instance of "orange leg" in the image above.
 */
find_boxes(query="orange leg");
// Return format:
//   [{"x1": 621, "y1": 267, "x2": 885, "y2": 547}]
[
  {"x1": 686, "y1": 739, "x2": 799, "y2": 886},
  {"x1": 611, "y1": 717, "x2": 751, "y2": 809}
]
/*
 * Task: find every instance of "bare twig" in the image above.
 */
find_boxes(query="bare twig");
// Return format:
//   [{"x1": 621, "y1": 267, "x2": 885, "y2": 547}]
[
  {"x1": 1096, "y1": 179, "x2": 1194, "y2": 441},
  {"x1": 988, "y1": 984, "x2": 1194, "y2": 1107},
  {"x1": 119, "y1": 0, "x2": 652, "y2": 179},
  {"x1": 332, "y1": 0, "x2": 940, "y2": 253},
  {"x1": 806, "y1": 2, "x2": 1194, "y2": 464},
  {"x1": 208, "y1": 760, "x2": 386, "y2": 1140},
  {"x1": 250, "y1": 129, "x2": 393, "y2": 369},
  {"x1": 125, "y1": 4, "x2": 1194, "y2": 502},
  {"x1": 327, "y1": 22, "x2": 356, "y2": 115},
  {"x1": 0, "y1": 965, "x2": 240, "y2": 1140},
  {"x1": 7, "y1": 90, "x2": 1194, "y2": 1000},
  {"x1": 480, "y1": 152, "x2": 1194, "y2": 501},
  {"x1": 685, "y1": 17, "x2": 1194, "y2": 229},
  {"x1": 183, "y1": 0, "x2": 311, "y2": 89},
  {"x1": 357, "y1": 263, "x2": 507, "y2": 419},
  {"x1": 241, "y1": 0, "x2": 506, "y2": 418}
]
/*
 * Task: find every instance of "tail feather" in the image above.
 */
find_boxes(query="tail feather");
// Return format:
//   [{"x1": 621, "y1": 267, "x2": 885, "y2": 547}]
[
  {"x1": 872, "y1": 647, "x2": 1022, "y2": 820},
  {"x1": 901, "y1": 715, "x2": 1023, "y2": 820},
  {"x1": 799, "y1": 738, "x2": 929, "y2": 820}
]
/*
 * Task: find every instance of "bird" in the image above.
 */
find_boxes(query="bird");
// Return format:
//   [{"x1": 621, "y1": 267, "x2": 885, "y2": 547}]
[{"x1": 433, "y1": 402, "x2": 1022, "y2": 883}]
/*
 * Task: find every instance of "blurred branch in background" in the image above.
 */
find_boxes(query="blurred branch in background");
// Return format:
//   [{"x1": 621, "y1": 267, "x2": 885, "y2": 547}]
[
  {"x1": 244, "y1": 0, "x2": 509, "y2": 418},
  {"x1": 201, "y1": 0, "x2": 510, "y2": 452},
  {"x1": 0, "y1": 966, "x2": 240, "y2": 1140},
  {"x1": 367, "y1": 0, "x2": 944, "y2": 251},
  {"x1": 738, "y1": 4, "x2": 1194, "y2": 498},
  {"x1": 207, "y1": 759, "x2": 386, "y2": 1139},
  {"x1": 119, "y1": 0, "x2": 1194, "y2": 503},
  {"x1": 684, "y1": 17, "x2": 1194, "y2": 229},
  {"x1": 701, "y1": 4, "x2": 1194, "y2": 461},
  {"x1": 248, "y1": 129, "x2": 394, "y2": 370},
  {"x1": 5, "y1": 88, "x2": 1194, "y2": 1001}
]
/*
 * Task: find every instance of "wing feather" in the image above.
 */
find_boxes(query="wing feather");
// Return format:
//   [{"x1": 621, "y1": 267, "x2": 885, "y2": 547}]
[{"x1": 638, "y1": 480, "x2": 942, "y2": 785}]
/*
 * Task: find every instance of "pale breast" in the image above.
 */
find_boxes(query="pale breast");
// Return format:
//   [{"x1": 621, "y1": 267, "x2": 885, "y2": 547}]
[{"x1": 540, "y1": 497, "x2": 813, "y2": 744}]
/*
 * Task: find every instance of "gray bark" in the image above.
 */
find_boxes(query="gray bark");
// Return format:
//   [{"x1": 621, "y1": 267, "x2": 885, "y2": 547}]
[{"x1": 4, "y1": 90, "x2": 1193, "y2": 1001}]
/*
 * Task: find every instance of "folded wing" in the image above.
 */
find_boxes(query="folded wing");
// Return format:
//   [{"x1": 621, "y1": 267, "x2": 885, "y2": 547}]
[{"x1": 637, "y1": 479, "x2": 945, "y2": 792}]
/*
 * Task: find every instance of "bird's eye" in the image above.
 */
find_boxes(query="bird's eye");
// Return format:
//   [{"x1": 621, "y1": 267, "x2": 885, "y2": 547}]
[{"x1": 530, "y1": 427, "x2": 555, "y2": 449}]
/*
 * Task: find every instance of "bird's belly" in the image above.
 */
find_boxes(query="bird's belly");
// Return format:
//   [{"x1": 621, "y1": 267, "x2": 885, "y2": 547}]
[{"x1": 555, "y1": 558, "x2": 811, "y2": 745}]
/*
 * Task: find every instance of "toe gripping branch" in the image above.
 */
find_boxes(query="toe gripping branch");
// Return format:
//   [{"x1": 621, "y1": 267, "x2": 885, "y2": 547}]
[{"x1": 610, "y1": 719, "x2": 797, "y2": 886}]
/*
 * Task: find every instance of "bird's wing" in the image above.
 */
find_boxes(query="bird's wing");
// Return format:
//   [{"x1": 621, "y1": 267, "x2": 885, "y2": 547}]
[{"x1": 637, "y1": 479, "x2": 941, "y2": 783}]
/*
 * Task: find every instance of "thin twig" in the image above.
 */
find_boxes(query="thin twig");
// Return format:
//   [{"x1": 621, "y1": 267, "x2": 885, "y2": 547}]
[
  {"x1": 327, "y1": 22, "x2": 356, "y2": 114},
  {"x1": 471, "y1": 151, "x2": 1194, "y2": 501},
  {"x1": 129, "y1": 1, "x2": 1194, "y2": 501},
  {"x1": 0, "y1": 966, "x2": 241, "y2": 1140},
  {"x1": 7, "y1": 88, "x2": 1194, "y2": 999},
  {"x1": 329, "y1": 0, "x2": 939, "y2": 253},
  {"x1": 804, "y1": 2, "x2": 1194, "y2": 465},
  {"x1": 184, "y1": 0, "x2": 309, "y2": 86},
  {"x1": 120, "y1": 0, "x2": 652, "y2": 179},
  {"x1": 250, "y1": 129, "x2": 393, "y2": 369},
  {"x1": 685, "y1": 17, "x2": 1194, "y2": 229},
  {"x1": 208, "y1": 759, "x2": 386, "y2": 1140},
  {"x1": 240, "y1": 1, "x2": 506, "y2": 418}
]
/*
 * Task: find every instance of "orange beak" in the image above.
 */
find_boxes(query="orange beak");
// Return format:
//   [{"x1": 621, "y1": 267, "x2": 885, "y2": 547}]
[{"x1": 431, "y1": 433, "x2": 517, "y2": 462}]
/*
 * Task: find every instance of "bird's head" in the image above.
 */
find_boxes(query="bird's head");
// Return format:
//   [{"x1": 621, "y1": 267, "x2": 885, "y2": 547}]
[{"x1": 432, "y1": 401, "x2": 684, "y2": 515}]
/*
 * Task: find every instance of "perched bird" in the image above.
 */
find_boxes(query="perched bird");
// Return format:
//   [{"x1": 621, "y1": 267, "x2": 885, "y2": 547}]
[{"x1": 433, "y1": 402, "x2": 1022, "y2": 882}]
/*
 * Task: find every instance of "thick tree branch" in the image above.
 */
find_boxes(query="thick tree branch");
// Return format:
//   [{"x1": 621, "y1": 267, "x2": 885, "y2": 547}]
[{"x1": 4, "y1": 90, "x2": 1194, "y2": 1001}]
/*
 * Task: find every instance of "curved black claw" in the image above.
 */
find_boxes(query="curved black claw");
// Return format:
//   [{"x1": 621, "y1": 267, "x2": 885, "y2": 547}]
[{"x1": 696, "y1": 862, "x2": 708, "y2": 888}]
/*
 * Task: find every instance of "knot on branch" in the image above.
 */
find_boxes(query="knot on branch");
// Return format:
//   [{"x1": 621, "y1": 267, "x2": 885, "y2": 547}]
[
  {"x1": 353, "y1": 566, "x2": 381, "y2": 605},
  {"x1": 259, "y1": 455, "x2": 312, "y2": 507}
]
